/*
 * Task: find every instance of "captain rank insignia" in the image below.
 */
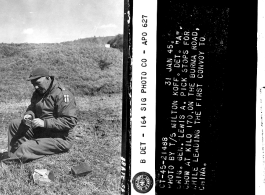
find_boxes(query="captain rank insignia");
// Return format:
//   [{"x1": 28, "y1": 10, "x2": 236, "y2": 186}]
[{"x1": 64, "y1": 94, "x2": 70, "y2": 103}]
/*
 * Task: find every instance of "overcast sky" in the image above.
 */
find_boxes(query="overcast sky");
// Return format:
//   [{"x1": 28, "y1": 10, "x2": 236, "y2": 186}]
[{"x1": 0, "y1": 0, "x2": 123, "y2": 43}]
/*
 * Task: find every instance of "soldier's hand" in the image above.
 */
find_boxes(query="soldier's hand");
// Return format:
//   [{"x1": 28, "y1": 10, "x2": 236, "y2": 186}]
[
  {"x1": 23, "y1": 114, "x2": 33, "y2": 124},
  {"x1": 31, "y1": 118, "x2": 45, "y2": 129}
]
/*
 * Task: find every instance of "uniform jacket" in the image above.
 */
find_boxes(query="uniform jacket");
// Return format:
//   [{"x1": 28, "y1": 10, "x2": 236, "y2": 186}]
[{"x1": 24, "y1": 77, "x2": 78, "y2": 141}]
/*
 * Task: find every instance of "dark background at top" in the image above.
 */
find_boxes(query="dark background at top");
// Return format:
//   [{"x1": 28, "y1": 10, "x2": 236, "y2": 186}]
[{"x1": 155, "y1": 0, "x2": 257, "y2": 194}]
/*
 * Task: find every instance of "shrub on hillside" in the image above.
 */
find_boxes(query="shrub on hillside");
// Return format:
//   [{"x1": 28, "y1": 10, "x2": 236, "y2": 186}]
[
  {"x1": 107, "y1": 34, "x2": 123, "y2": 52},
  {"x1": 98, "y1": 59, "x2": 112, "y2": 70},
  {"x1": 0, "y1": 41, "x2": 123, "y2": 100},
  {"x1": 62, "y1": 36, "x2": 115, "y2": 47},
  {"x1": 0, "y1": 44, "x2": 21, "y2": 57}
]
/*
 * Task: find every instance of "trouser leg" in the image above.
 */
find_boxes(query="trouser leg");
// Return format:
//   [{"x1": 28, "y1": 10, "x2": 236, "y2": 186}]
[
  {"x1": 8, "y1": 119, "x2": 73, "y2": 162},
  {"x1": 13, "y1": 137, "x2": 73, "y2": 162},
  {"x1": 8, "y1": 119, "x2": 35, "y2": 158}
]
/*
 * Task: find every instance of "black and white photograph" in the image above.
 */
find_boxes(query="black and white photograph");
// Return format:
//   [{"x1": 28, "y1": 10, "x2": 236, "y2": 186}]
[
  {"x1": 0, "y1": 0, "x2": 124, "y2": 194},
  {"x1": 0, "y1": 0, "x2": 257, "y2": 194}
]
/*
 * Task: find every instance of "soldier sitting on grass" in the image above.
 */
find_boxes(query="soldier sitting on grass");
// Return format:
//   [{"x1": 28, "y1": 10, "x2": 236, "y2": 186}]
[{"x1": 4, "y1": 67, "x2": 78, "y2": 163}]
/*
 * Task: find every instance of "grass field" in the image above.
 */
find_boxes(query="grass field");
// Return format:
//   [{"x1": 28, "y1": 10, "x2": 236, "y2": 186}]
[{"x1": 0, "y1": 36, "x2": 123, "y2": 195}]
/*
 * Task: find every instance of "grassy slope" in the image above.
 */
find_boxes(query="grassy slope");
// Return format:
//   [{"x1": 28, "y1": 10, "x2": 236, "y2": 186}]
[
  {"x1": 0, "y1": 37, "x2": 122, "y2": 100},
  {"x1": 0, "y1": 37, "x2": 122, "y2": 195}
]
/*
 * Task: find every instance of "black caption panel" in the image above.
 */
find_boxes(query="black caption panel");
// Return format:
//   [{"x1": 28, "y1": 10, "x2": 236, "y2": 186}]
[{"x1": 156, "y1": 2, "x2": 229, "y2": 194}]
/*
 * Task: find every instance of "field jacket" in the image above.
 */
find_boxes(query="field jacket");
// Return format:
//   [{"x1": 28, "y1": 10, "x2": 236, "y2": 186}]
[{"x1": 24, "y1": 77, "x2": 78, "y2": 141}]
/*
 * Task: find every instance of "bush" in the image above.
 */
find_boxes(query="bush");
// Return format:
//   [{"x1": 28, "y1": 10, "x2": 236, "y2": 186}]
[
  {"x1": 107, "y1": 34, "x2": 123, "y2": 52},
  {"x1": 0, "y1": 44, "x2": 21, "y2": 57},
  {"x1": 98, "y1": 59, "x2": 112, "y2": 70},
  {"x1": 0, "y1": 39, "x2": 123, "y2": 100}
]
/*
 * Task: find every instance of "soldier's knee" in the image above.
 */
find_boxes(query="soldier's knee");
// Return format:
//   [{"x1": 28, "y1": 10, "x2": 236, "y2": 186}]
[
  {"x1": 9, "y1": 119, "x2": 21, "y2": 128},
  {"x1": 8, "y1": 119, "x2": 21, "y2": 133},
  {"x1": 10, "y1": 118, "x2": 21, "y2": 125}
]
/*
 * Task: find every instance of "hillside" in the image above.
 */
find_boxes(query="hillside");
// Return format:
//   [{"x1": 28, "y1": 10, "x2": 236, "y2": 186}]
[
  {"x1": 0, "y1": 36, "x2": 123, "y2": 101},
  {"x1": 65, "y1": 36, "x2": 115, "y2": 46}
]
